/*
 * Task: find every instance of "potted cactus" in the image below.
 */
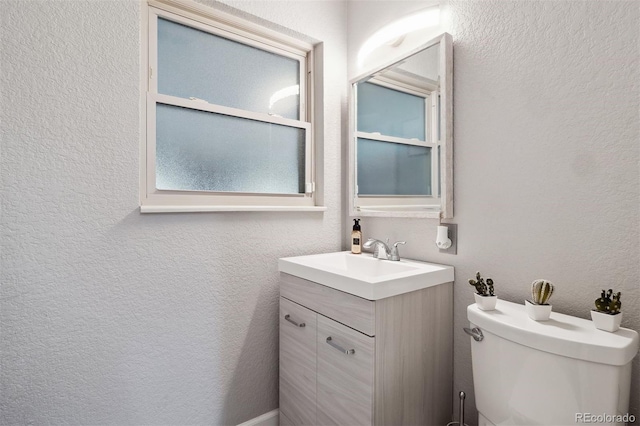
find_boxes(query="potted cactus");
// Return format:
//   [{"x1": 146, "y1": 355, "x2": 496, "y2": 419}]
[
  {"x1": 469, "y1": 272, "x2": 497, "y2": 311},
  {"x1": 591, "y1": 289, "x2": 623, "y2": 332},
  {"x1": 525, "y1": 279, "x2": 554, "y2": 321}
]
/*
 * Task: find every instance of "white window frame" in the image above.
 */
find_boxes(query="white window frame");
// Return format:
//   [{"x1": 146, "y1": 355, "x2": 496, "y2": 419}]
[
  {"x1": 140, "y1": 0, "x2": 325, "y2": 212},
  {"x1": 353, "y1": 76, "x2": 441, "y2": 210}
]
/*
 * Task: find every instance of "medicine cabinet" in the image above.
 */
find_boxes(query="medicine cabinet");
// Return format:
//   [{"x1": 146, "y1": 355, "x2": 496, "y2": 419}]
[{"x1": 348, "y1": 33, "x2": 453, "y2": 218}]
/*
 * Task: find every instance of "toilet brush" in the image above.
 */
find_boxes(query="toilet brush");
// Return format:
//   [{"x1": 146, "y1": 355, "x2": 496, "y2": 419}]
[{"x1": 446, "y1": 391, "x2": 469, "y2": 426}]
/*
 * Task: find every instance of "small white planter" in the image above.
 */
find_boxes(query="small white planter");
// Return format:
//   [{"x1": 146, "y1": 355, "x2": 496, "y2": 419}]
[
  {"x1": 525, "y1": 300, "x2": 552, "y2": 321},
  {"x1": 591, "y1": 310, "x2": 622, "y2": 332},
  {"x1": 474, "y1": 293, "x2": 497, "y2": 311}
]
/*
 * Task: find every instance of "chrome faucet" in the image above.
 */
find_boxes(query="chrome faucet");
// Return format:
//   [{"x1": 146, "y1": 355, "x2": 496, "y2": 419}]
[{"x1": 363, "y1": 238, "x2": 406, "y2": 261}]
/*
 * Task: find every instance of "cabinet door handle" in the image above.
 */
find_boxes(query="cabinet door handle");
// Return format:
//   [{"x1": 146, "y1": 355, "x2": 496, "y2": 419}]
[
  {"x1": 326, "y1": 337, "x2": 355, "y2": 355},
  {"x1": 284, "y1": 314, "x2": 305, "y2": 328}
]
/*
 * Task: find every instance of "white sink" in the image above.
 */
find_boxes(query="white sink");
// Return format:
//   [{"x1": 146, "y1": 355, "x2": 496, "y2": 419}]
[{"x1": 278, "y1": 251, "x2": 454, "y2": 300}]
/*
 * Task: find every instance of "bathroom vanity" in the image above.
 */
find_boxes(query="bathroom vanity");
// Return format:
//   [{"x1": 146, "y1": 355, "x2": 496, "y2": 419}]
[{"x1": 278, "y1": 252, "x2": 454, "y2": 425}]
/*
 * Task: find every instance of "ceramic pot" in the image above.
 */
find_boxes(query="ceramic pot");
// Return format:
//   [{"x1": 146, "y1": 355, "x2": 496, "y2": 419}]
[
  {"x1": 474, "y1": 293, "x2": 497, "y2": 311},
  {"x1": 525, "y1": 300, "x2": 552, "y2": 321},
  {"x1": 591, "y1": 310, "x2": 622, "y2": 332}
]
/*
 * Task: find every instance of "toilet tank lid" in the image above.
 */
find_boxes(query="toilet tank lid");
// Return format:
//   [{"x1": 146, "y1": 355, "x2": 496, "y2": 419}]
[{"x1": 467, "y1": 300, "x2": 639, "y2": 366}]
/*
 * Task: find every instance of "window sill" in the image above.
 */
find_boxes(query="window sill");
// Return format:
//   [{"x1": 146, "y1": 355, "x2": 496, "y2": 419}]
[{"x1": 140, "y1": 205, "x2": 327, "y2": 213}]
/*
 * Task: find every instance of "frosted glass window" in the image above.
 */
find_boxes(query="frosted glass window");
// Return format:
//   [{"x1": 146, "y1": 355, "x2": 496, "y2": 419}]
[
  {"x1": 357, "y1": 82, "x2": 425, "y2": 140},
  {"x1": 142, "y1": 4, "x2": 317, "y2": 210},
  {"x1": 357, "y1": 138, "x2": 431, "y2": 196},
  {"x1": 156, "y1": 104, "x2": 305, "y2": 194},
  {"x1": 158, "y1": 18, "x2": 300, "y2": 120}
]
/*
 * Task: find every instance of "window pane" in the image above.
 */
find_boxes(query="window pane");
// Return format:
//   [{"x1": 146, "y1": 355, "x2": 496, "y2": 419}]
[
  {"x1": 156, "y1": 104, "x2": 305, "y2": 194},
  {"x1": 357, "y1": 82, "x2": 425, "y2": 140},
  {"x1": 357, "y1": 138, "x2": 431, "y2": 196},
  {"x1": 157, "y1": 18, "x2": 300, "y2": 120}
]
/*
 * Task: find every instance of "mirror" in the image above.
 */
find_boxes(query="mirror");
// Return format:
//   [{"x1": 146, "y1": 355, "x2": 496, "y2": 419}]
[{"x1": 348, "y1": 33, "x2": 453, "y2": 218}]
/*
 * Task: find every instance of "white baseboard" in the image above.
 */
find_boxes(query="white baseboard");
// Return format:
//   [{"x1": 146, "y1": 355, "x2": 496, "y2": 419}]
[{"x1": 237, "y1": 409, "x2": 279, "y2": 426}]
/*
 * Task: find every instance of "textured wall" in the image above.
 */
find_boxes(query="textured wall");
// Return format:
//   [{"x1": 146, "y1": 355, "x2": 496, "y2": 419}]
[
  {"x1": 0, "y1": 0, "x2": 346, "y2": 424},
  {"x1": 347, "y1": 1, "x2": 640, "y2": 425},
  {"x1": 3, "y1": 0, "x2": 638, "y2": 424}
]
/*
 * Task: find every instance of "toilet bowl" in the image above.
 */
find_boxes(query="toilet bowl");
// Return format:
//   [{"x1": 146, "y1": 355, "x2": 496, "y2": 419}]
[{"x1": 467, "y1": 300, "x2": 639, "y2": 426}]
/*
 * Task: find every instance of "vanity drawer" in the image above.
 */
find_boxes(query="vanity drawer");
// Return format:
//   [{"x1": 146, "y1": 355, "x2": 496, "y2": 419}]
[
  {"x1": 280, "y1": 273, "x2": 375, "y2": 336},
  {"x1": 316, "y1": 315, "x2": 375, "y2": 425}
]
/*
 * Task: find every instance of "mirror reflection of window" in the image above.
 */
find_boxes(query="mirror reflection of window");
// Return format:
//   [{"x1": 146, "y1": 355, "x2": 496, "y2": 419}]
[
  {"x1": 349, "y1": 33, "x2": 453, "y2": 218},
  {"x1": 355, "y1": 81, "x2": 434, "y2": 197},
  {"x1": 357, "y1": 138, "x2": 431, "y2": 196},
  {"x1": 357, "y1": 82, "x2": 426, "y2": 140}
]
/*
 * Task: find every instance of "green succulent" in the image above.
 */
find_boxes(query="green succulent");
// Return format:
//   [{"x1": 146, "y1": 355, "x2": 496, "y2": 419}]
[
  {"x1": 469, "y1": 271, "x2": 494, "y2": 296},
  {"x1": 531, "y1": 279, "x2": 554, "y2": 305},
  {"x1": 595, "y1": 289, "x2": 621, "y2": 315}
]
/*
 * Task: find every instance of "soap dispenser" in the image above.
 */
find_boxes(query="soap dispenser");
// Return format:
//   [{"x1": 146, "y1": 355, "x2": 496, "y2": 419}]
[{"x1": 351, "y1": 219, "x2": 362, "y2": 254}]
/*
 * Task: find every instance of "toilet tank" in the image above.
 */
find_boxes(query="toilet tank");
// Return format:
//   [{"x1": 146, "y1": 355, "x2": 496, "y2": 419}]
[{"x1": 467, "y1": 300, "x2": 639, "y2": 426}]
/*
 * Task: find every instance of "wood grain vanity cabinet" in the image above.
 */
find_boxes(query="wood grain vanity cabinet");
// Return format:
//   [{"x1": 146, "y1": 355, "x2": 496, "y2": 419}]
[{"x1": 279, "y1": 272, "x2": 453, "y2": 426}]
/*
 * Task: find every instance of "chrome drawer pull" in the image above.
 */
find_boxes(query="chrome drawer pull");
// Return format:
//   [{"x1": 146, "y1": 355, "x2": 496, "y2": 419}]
[
  {"x1": 284, "y1": 314, "x2": 305, "y2": 328},
  {"x1": 326, "y1": 337, "x2": 355, "y2": 355},
  {"x1": 463, "y1": 327, "x2": 484, "y2": 342}
]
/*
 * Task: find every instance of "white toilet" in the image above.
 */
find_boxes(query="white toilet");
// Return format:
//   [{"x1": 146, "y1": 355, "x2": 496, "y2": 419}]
[{"x1": 467, "y1": 300, "x2": 639, "y2": 426}]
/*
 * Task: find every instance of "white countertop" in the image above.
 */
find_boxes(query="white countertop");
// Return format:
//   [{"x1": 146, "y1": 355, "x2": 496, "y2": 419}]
[{"x1": 278, "y1": 251, "x2": 454, "y2": 300}]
